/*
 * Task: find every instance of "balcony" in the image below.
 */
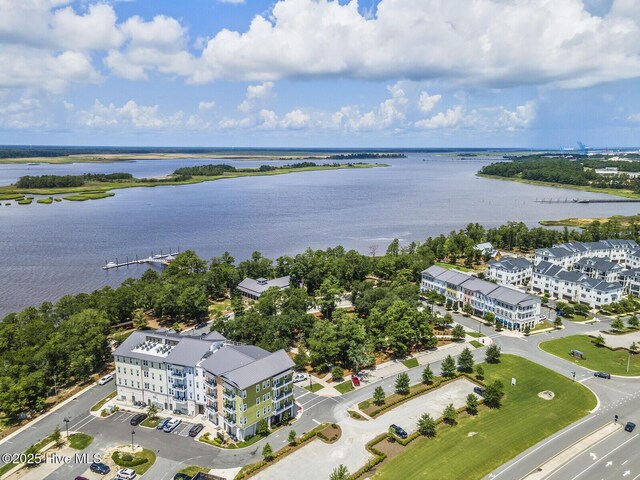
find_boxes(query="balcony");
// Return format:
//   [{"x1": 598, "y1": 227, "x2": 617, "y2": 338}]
[
  {"x1": 224, "y1": 412, "x2": 236, "y2": 425},
  {"x1": 171, "y1": 369, "x2": 187, "y2": 379},
  {"x1": 223, "y1": 400, "x2": 235, "y2": 413},
  {"x1": 205, "y1": 388, "x2": 217, "y2": 400},
  {"x1": 273, "y1": 376, "x2": 293, "y2": 389},
  {"x1": 206, "y1": 401, "x2": 218, "y2": 412},
  {"x1": 272, "y1": 400, "x2": 293, "y2": 415},
  {"x1": 173, "y1": 382, "x2": 187, "y2": 391},
  {"x1": 205, "y1": 377, "x2": 216, "y2": 387},
  {"x1": 223, "y1": 388, "x2": 235, "y2": 400},
  {"x1": 274, "y1": 389, "x2": 293, "y2": 401},
  {"x1": 173, "y1": 393, "x2": 187, "y2": 402}
]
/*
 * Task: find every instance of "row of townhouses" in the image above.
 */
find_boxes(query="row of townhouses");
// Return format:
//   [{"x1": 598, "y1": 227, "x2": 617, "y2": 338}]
[
  {"x1": 113, "y1": 330, "x2": 295, "y2": 441},
  {"x1": 534, "y1": 239, "x2": 639, "y2": 269},
  {"x1": 487, "y1": 257, "x2": 533, "y2": 286},
  {"x1": 421, "y1": 265, "x2": 542, "y2": 331}
]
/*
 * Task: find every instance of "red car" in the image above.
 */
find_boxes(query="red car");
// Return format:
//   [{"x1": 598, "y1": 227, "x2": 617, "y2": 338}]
[{"x1": 351, "y1": 375, "x2": 360, "y2": 387}]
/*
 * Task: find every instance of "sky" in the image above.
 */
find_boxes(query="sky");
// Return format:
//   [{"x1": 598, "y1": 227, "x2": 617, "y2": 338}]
[{"x1": 1, "y1": 0, "x2": 640, "y2": 148}]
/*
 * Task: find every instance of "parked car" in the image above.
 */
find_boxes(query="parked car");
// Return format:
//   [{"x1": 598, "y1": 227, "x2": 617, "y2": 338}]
[
  {"x1": 90, "y1": 461, "x2": 111, "y2": 474},
  {"x1": 189, "y1": 423, "x2": 204, "y2": 437},
  {"x1": 163, "y1": 418, "x2": 182, "y2": 432},
  {"x1": 473, "y1": 386, "x2": 486, "y2": 396},
  {"x1": 129, "y1": 413, "x2": 147, "y2": 426},
  {"x1": 116, "y1": 468, "x2": 137, "y2": 479},
  {"x1": 389, "y1": 424, "x2": 408, "y2": 439},
  {"x1": 173, "y1": 474, "x2": 192, "y2": 480},
  {"x1": 625, "y1": 421, "x2": 636, "y2": 432},
  {"x1": 74, "y1": 477, "x2": 89, "y2": 480},
  {"x1": 293, "y1": 373, "x2": 308, "y2": 382},
  {"x1": 98, "y1": 374, "x2": 113, "y2": 385},
  {"x1": 351, "y1": 375, "x2": 360, "y2": 387},
  {"x1": 157, "y1": 417, "x2": 171, "y2": 430},
  {"x1": 594, "y1": 371, "x2": 611, "y2": 379}
]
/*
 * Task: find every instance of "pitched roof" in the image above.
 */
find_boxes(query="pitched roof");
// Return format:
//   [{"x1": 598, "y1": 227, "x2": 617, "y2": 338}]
[
  {"x1": 461, "y1": 278, "x2": 500, "y2": 296},
  {"x1": 489, "y1": 257, "x2": 532, "y2": 271},
  {"x1": 422, "y1": 265, "x2": 449, "y2": 278},
  {"x1": 237, "y1": 276, "x2": 290, "y2": 296},
  {"x1": 486, "y1": 285, "x2": 534, "y2": 306},
  {"x1": 221, "y1": 350, "x2": 294, "y2": 390},
  {"x1": 165, "y1": 337, "x2": 213, "y2": 367},
  {"x1": 574, "y1": 257, "x2": 622, "y2": 273}
]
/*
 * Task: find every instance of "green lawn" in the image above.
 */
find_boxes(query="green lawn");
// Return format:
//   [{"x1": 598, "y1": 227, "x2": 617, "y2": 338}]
[
  {"x1": 304, "y1": 383, "x2": 324, "y2": 393},
  {"x1": 335, "y1": 381, "x2": 355, "y2": 394},
  {"x1": 112, "y1": 448, "x2": 156, "y2": 475},
  {"x1": 180, "y1": 466, "x2": 210, "y2": 476},
  {"x1": 91, "y1": 391, "x2": 116, "y2": 411},
  {"x1": 141, "y1": 416, "x2": 163, "y2": 428},
  {"x1": 434, "y1": 262, "x2": 471, "y2": 272},
  {"x1": 68, "y1": 433, "x2": 93, "y2": 450},
  {"x1": 470, "y1": 340, "x2": 483, "y2": 348},
  {"x1": 466, "y1": 331, "x2": 485, "y2": 338},
  {"x1": 374, "y1": 355, "x2": 596, "y2": 480},
  {"x1": 401, "y1": 358, "x2": 419, "y2": 369},
  {"x1": 563, "y1": 314, "x2": 593, "y2": 322},
  {"x1": 540, "y1": 335, "x2": 640, "y2": 375}
]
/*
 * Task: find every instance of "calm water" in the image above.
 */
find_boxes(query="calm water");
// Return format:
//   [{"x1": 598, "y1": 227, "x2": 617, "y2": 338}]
[{"x1": 2, "y1": 154, "x2": 639, "y2": 317}]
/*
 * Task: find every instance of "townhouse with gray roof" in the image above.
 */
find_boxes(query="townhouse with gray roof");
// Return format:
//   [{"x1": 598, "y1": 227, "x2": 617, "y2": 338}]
[
  {"x1": 421, "y1": 265, "x2": 542, "y2": 331},
  {"x1": 534, "y1": 239, "x2": 639, "y2": 269},
  {"x1": 487, "y1": 257, "x2": 533, "y2": 286},
  {"x1": 113, "y1": 330, "x2": 295, "y2": 441}
]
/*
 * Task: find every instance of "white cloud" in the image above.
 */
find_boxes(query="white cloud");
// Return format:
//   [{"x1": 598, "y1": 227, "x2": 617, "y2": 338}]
[
  {"x1": 77, "y1": 99, "x2": 184, "y2": 129},
  {"x1": 415, "y1": 101, "x2": 537, "y2": 131},
  {"x1": 497, "y1": 101, "x2": 536, "y2": 130},
  {"x1": 418, "y1": 91, "x2": 442, "y2": 113},
  {"x1": 279, "y1": 109, "x2": 310, "y2": 129},
  {"x1": 259, "y1": 109, "x2": 278, "y2": 129},
  {"x1": 51, "y1": 4, "x2": 123, "y2": 50},
  {"x1": 238, "y1": 81, "x2": 274, "y2": 112},
  {"x1": 628, "y1": 113, "x2": 640, "y2": 123},
  {"x1": 416, "y1": 106, "x2": 465, "y2": 130},
  {"x1": 198, "y1": 100, "x2": 216, "y2": 112},
  {"x1": 188, "y1": 0, "x2": 640, "y2": 89},
  {"x1": 0, "y1": 95, "x2": 48, "y2": 129}
]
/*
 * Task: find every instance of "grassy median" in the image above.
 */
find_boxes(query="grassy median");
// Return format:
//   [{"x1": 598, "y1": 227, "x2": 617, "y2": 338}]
[
  {"x1": 540, "y1": 335, "x2": 640, "y2": 376},
  {"x1": 374, "y1": 354, "x2": 596, "y2": 480}
]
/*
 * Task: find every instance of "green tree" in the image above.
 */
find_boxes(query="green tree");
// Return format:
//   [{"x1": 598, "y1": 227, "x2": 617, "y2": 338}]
[
  {"x1": 294, "y1": 348, "x2": 309, "y2": 371},
  {"x1": 483, "y1": 312, "x2": 495, "y2": 325},
  {"x1": 331, "y1": 366, "x2": 344, "y2": 382},
  {"x1": 466, "y1": 393, "x2": 479, "y2": 415},
  {"x1": 421, "y1": 364, "x2": 434, "y2": 384},
  {"x1": 52, "y1": 425, "x2": 62, "y2": 445},
  {"x1": 257, "y1": 419, "x2": 269, "y2": 437},
  {"x1": 442, "y1": 403, "x2": 458, "y2": 425},
  {"x1": 395, "y1": 372, "x2": 410, "y2": 395},
  {"x1": 631, "y1": 342, "x2": 639, "y2": 354},
  {"x1": 316, "y1": 276, "x2": 342, "y2": 319},
  {"x1": 475, "y1": 365, "x2": 485, "y2": 380},
  {"x1": 457, "y1": 347, "x2": 474, "y2": 372},
  {"x1": 484, "y1": 380, "x2": 505, "y2": 408},
  {"x1": 147, "y1": 403, "x2": 158, "y2": 419},
  {"x1": 417, "y1": 413, "x2": 437, "y2": 437},
  {"x1": 373, "y1": 386, "x2": 386, "y2": 405},
  {"x1": 262, "y1": 442, "x2": 273, "y2": 461},
  {"x1": 288, "y1": 430, "x2": 297, "y2": 445},
  {"x1": 441, "y1": 354, "x2": 456, "y2": 376},
  {"x1": 451, "y1": 324, "x2": 466, "y2": 341},
  {"x1": 524, "y1": 325, "x2": 531, "y2": 336},
  {"x1": 23, "y1": 444, "x2": 41, "y2": 467},
  {"x1": 629, "y1": 315, "x2": 640, "y2": 328},
  {"x1": 612, "y1": 318, "x2": 625, "y2": 331},
  {"x1": 329, "y1": 464, "x2": 350, "y2": 480},
  {"x1": 171, "y1": 321, "x2": 182, "y2": 332},
  {"x1": 463, "y1": 302, "x2": 473, "y2": 316},
  {"x1": 594, "y1": 334, "x2": 606, "y2": 347},
  {"x1": 132, "y1": 308, "x2": 149, "y2": 330},
  {"x1": 485, "y1": 344, "x2": 501, "y2": 364},
  {"x1": 554, "y1": 316, "x2": 563, "y2": 328}
]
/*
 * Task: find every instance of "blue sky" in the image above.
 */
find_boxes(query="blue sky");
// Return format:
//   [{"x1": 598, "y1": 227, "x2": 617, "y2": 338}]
[{"x1": 1, "y1": 0, "x2": 639, "y2": 148}]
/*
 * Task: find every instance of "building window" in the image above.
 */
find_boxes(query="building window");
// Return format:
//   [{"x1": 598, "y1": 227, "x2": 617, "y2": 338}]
[
  {"x1": 256, "y1": 398, "x2": 260, "y2": 405},
  {"x1": 256, "y1": 384, "x2": 260, "y2": 393},
  {"x1": 256, "y1": 411, "x2": 260, "y2": 418}
]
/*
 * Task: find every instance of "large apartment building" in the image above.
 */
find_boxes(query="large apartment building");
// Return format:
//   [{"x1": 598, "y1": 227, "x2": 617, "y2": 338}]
[
  {"x1": 113, "y1": 330, "x2": 295, "y2": 441},
  {"x1": 486, "y1": 257, "x2": 533, "y2": 286},
  {"x1": 534, "y1": 239, "x2": 639, "y2": 269},
  {"x1": 421, "y1": 265, "x2": 542, "y2": 331}
]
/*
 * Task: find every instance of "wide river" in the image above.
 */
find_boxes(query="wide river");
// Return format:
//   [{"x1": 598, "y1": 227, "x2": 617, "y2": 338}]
[{"x1": 2, "y1": 154, "x2": 639, "y2": 317}]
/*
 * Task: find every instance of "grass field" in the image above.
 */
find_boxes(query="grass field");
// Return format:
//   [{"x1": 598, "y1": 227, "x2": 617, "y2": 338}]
[
  {"x1": 305, "y1": 383, "x2": 324, "y2": 393},
  {"x1": 374, "y1": 355, "x2": 596, "y2": 480},
  {"x1": 540, "y1": 335, "x2": 640, "y2": 375},
  {"x1": 470, "y1": 340, "x2": 483, "y2": 348},
  {"x1": 434, "y1": 262, "x2": 471, "y2": 272},
  {"x1": 112, "y1": 448, "x2": 156, "y2": 475},
  {"x1": 141, "y1": 416, "x2": 163, "y2": 428},
  {"x1": 180, "y1": 466, "x2": 210, "y2": 476},
  {"x1": 91, "y1": 391, "x2": 116, "y2": 412},
  {"x1": 540, "y1": 214, "x2": 640, "y2": 228},
  {"x1": 401, "y1": 358, "x2": 419, "y2": 369},
  {"x1": 68, "y1": 433, "x2": 93, "y2": 450},
  {"x1": 335, "y1": 381, "x2": 355, "y2": 394}
]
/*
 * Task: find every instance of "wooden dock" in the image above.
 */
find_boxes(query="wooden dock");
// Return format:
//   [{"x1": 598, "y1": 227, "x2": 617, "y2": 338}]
[
  {"x1": 535, "y1": 198, "x2": 640, "y2": 204},
  {"x1": 102, "y1": 250, "x2": 179, "y2": 270}
]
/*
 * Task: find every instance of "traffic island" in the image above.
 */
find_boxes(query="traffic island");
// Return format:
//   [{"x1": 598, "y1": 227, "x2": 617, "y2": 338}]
[{"x1": 110, "y1": 446, "x2": 156, "y2": 476}]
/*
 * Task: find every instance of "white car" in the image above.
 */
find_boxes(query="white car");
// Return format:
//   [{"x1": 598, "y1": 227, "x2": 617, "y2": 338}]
[
  {"x1": 293, "y1": 373, "x2": 308, "y2": 383},
  {"x1": 98, "y1": 374, "x2": 113, "y2": 385},
  {"x1": 163, "y1": 418, "x2": 182, "y2": 433},
  {"x1": 117, "y1": 468, "x2": 137, "y2": 479}
]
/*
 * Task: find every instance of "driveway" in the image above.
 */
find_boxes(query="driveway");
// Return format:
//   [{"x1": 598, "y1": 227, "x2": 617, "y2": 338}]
[{"x1": 258, "y1": 378, "x2": 477, "y2": 480}]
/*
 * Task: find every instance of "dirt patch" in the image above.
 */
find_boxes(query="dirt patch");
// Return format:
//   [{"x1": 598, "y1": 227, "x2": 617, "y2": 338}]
[
  {"x1": 317, "y1": 424, "x2": 342, "y2": 444},
  {"x1": 375, "y1": 436, "x2": 406, "y2": 460},
  {"x1": 468, "y1": 431, "x2": 478, "y2": 437},
  {"x1": 538, "y1": 390, "x2": 555, "y2": 401}
]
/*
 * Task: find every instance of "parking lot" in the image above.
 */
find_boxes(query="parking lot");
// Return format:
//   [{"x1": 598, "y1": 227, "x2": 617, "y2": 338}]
[{"x1": 107, "y1": 410, "x2": 200, "y2": 438}]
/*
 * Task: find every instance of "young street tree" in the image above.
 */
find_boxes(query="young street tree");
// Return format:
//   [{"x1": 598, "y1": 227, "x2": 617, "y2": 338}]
[
  {"x1": 463, "y1": 302, "x2": 473, "y2": 316},
  {"x1": 373, "y1": 386, "x2": 386, "y2": 405},
  {"x1": 331, "y1": 366, "x2": 344, "y2": 382},
  {"x1": 417, "y1": 413, "x2": 437, "y2": 437},
  {"x1": 452, "y1": 324, "x2": 466, "y2": 341},
  {"x1": 483, "y1": 312, "x2": 495, "y2": 326},
  {"x1": 475, "y1": 365, "x2": 485, "y2": 380},
  {"x1": 422, "y1": 364, "x2": 434, "y2": 384},
  {"x1": 443, "y1": 403, "x2": 458, "y2": 425},
  {"x1": 262, "y1": 442, "x2": 273, "y2": 461},
  {"x1": 485, "y1": 344, "x2": 501, "y2": 364},
  {"x1": 441, "y1": 354, "x2": 456, "y2": 376},
  {"x1": 146, "y1": 403, "x2": 158, "y2": 419},
  {"x1": 594, "y1": 335, "x2": 606, "y2": 347},
  {"x1": 554, "y1": 316, "x2": 563, "y2": 328},
  {"x1": 629, "y1": 315, "x2": 640, "y2": 328},
  {"x1": 329, "y1": 464, "x2": 350, "y2": 480},
  {"x1": 611, "y1": 318, "x2": 625, "y2": 331},
  {"x1": 466, "y1": 393, "x2": 479, "y2": 415},
  {"x1": 395, "y1": 372, "x2": 410, "y2": 395},
  {"x1": 484, "y1": 380, "x2": 505, "y2": 408},
  {"x1": 457, "y1": 347, "x2": 475, "y2": 372},
  {"x1": 631, "y1": 342, "x2": 639, "y2": 354},
  {"x1": 287, "y1": 430, "x2": 297, "y2": 445}
]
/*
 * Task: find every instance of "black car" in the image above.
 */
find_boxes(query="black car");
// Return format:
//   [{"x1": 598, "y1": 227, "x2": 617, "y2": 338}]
[
  {"x1": 173, "y1": 474, "x2": 192, "y2": 480},
  {"x1": 625, "y1": 422, "x2": 636, "y2": 432},
  {"x1": 474, "y1": 386, "x2": 486, "y2": 396},
  {"x1": 389, "y1": 424, "x2": 408, "y2": 439},
  {"x1": 189, "y1": 423, "x2": 204, "y2": 437},
  {"x1": 594, "y1": 371, "x2": 611, "y2": 379},
  {"x1": 89, "y1": 462, "x2": 110, "y2": 474},
  {"x1": 130, "y1": 413, "x2": 147, "y2": 426}
]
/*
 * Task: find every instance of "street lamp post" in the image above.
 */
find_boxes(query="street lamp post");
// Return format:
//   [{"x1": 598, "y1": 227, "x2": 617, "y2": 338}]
[
  {"x1": 63, "y1": 417, "x2": 70, "y2": 438},
  {"x1": 131, "y1": 429, "x2": 135, "y2": 452}
]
